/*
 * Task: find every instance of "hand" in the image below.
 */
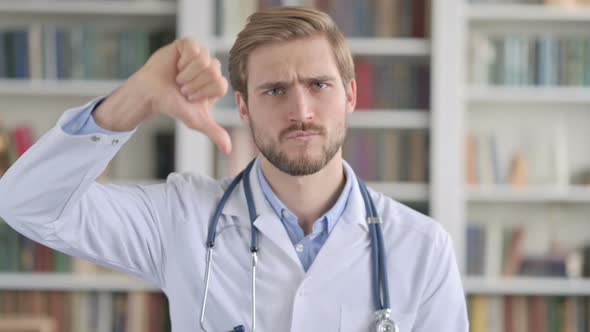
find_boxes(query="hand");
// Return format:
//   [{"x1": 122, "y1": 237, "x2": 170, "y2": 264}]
[{"x1": 138, "y1": 37, "x2": 231, "y2": 154}]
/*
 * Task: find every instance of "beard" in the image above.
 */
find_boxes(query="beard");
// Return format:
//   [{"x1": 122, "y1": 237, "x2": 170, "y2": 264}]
[{"x1": 250, "y1": 119, "x2": 346, "y2": 176}]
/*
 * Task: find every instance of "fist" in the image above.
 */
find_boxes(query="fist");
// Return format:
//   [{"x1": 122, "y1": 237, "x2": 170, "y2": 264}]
[{"x1": 139, "y1": 37, "x2": 231, "y2": 154}]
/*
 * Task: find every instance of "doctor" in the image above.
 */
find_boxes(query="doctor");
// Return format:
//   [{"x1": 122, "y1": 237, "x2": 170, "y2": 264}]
[{"x1": 0, "y1": 6, "x2": 468, "y2": 332}]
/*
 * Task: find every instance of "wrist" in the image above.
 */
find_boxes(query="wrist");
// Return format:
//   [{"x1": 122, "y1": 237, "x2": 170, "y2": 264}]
[{"x1": 93, "y1": 74, "x2": 154, "y2": 132}]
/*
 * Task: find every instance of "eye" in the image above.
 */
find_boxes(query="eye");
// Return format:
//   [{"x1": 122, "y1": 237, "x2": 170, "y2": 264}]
[
  {"x1": 313, "y1": 82, "x2": 328, "y2": 90},
  {"x1": 265, "y1": 88, "x2": 284, "y2": 96}
]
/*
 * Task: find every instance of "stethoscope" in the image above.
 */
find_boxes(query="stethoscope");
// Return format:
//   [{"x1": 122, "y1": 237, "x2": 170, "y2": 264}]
[{"x1": 199, "y1": 159, "x2": 399, "y2": 332}]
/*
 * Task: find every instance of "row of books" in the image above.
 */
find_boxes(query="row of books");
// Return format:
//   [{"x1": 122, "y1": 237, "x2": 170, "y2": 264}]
[
  {"x1": 468, "y1": 295, "x2": 589, "y2": 332},
  {"x1": 0, "y1": 123, "x2": 33, "y2": 177},
  {"x1": 0, "y1": 291, "x2": 170, "y2": 332},
  {"x1": 0, "y1": 25, "x2": 174, "y2": 80},
  {"x1": 215, "y1": 0, "x2": 430, "y2": 39},
  {"x1": 470, "y1": 34, "x2": 590, "y2": 86},
  {"x1": 0, "y1": 219, "x2": 121, "y2": 273},
  {"x1": 215, "y1": 128, "x2": 429, "y2": 182},
  {"x1": 354, "y1": 57, "x2": 430, "y2": 110},
  {"x1": 214, "y1": 54, "x2": 430, "y2": 110},
  {"x1": 464, "y1": 130, "x2": 570, "y2": 187},
  {"x1": 466, "y1": 223, "x2": 590, "y2": 278}
]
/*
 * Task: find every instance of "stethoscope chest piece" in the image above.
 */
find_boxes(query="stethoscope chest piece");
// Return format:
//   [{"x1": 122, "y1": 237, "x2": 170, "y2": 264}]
[{"x1": 372, "y1": 309, "x2": 399, "y2": 332}]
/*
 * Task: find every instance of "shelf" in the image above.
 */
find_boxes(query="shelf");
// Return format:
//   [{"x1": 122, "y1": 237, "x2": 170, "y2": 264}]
[
  {"x1": 213, "y1": 108, "x2": 430, "y2": 129},
  {"x1": 464, "y1": 276, "x2": 590, "y2": 295},
  {"x1": 213, "y1": 37, "x2": 431, "y2": 56},
  {"x1": 467, "y1": 4, "x2": 590, "y2": 22},
  {"x1": 467, "y1": 86, "x2": 590, "y2": 104},
  {"x1": 0, "y1": 79, "x2": 122, "y2": 97},
  {"x1": 0, "y1": 1, "x2": 177, "y2": 17},
  {"x1": 467, "y1": 185, "x2": 590, "y2": 203},
  {"x1": 0, "y1": 273, "x2": 159, "y2": 291},
  {"x1": 349, "y1": 110, "x2": 430, "y2": 128},
  {"x1": 367, "y1": 182, "x2": 428, "y2": 202}
]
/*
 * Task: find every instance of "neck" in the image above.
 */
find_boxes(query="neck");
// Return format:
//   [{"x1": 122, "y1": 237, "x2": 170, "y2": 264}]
[{"x1": 260, "y1": 153, "x2": 346, "y2": 235}]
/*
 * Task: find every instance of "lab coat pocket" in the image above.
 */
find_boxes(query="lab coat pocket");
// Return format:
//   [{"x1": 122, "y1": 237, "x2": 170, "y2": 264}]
[{"x1": 339, "y1": 305, "x2": 416, "y2": 332}]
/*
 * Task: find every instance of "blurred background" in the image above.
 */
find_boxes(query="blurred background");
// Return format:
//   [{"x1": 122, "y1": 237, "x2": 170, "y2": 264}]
[{"x1": 0, "y1": 0, "x2": 588, "y2": 331}]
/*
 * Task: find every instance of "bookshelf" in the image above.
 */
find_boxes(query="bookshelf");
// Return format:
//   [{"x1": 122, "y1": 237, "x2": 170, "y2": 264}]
[
  {"x1": 0, "y1": 1, "x2": 177, "y2": 331},
  {"x1": 462, "y1": 0, "x2": 590, "y2": 329},
  {"x1": 8, "y1": 0, "x2": 571, "y2": 330}
]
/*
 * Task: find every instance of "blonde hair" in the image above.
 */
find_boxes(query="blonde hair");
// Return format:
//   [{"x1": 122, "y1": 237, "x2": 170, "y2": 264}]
[{"x1": 228, "y1": 6, "x2": 355, "y2": 102}]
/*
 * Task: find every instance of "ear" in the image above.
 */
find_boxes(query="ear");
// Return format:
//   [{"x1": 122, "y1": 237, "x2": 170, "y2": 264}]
[
  {"x1": 345, "y1": 78, "x2": 357, "y2": 114},
  {"x1": 235, "y1": 91, "x2": 251, "y2": 127}
]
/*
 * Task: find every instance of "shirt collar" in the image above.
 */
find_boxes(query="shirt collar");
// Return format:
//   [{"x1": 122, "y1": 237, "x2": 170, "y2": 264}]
[{"x1": 256, "y1": 157, "x2": 354, "y2": 235}]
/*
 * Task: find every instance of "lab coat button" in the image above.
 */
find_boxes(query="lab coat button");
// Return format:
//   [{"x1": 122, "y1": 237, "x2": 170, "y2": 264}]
[
  {"x1": 90, "y1": 135, "x2": 100, "y2": 142},
  {"x1": 112, "y1": 139, "x2": 119, "y2": 145},
  {"x1": 295, "y1": 244, "x2": 304, "y2": 253}
]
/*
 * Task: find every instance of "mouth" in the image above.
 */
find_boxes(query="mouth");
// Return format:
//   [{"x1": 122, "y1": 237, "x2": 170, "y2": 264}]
[{"x1": 284, "y1": 130, "x2": 321, "y2": 142}]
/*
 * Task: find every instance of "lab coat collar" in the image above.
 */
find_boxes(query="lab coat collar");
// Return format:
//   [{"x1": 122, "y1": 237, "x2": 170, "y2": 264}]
[
  {"x1": 221, "y1": 157, "x2": 370, "y2": 234},
  {"x1": 221, "y1": 158, "x2": 302, "y2": 268},
  {"x1": 219, "y1": 157, "x2": 375, "y2": 271}
]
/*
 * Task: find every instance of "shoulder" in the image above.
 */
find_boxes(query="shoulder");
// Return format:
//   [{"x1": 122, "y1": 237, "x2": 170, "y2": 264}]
[
  {"x1": 365, "y1": 186, "x2": 449, "y2": 248},
  {"x1": 164, "y1": 172, "x2": 228, "y2": 195},
  {"x1": 142, "y1": 172, "x2": 233, "y2": 220}
]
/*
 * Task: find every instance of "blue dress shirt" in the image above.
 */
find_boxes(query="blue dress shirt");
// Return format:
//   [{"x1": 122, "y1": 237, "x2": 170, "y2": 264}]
[
  {"x1": 256, "y1": 159, "x2": 352, "y2": 272},
  {"x1": 61, "y1": 97, "x2": 114, "y2": 135}
]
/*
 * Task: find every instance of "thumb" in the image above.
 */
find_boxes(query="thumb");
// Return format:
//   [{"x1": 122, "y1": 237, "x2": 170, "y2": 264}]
[{"x1": 199, "y1": 110, "x2": 232, "y2": 155}]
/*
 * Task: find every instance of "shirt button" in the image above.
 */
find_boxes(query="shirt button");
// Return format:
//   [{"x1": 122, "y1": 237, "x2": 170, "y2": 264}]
[
  {"x1": 295, "y1": 244, "x2": 304, "y2": 253},
  {"x1": 111, "y1": 139, "x2": 119, "y2": 145},
  {"x1": 90, "y1": 135, "x2": 101, "y2": 142},
  {"x1": 281, "y1": 210, "x2": 291, "y2": 219}
]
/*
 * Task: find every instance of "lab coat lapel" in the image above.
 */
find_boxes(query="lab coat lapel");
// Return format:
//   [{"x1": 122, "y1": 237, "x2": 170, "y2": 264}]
[
  {"x1": 220, "y1": 159, "x2": 303, "y2": 269},
  {"x1": 306, "y1": 175, "x2": 370, "y2": 276}
]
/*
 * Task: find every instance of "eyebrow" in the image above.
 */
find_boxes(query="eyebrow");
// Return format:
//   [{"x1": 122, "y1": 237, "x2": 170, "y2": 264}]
[{"x1": 255, "y1": 75, "x2": 337, "y2": 91}]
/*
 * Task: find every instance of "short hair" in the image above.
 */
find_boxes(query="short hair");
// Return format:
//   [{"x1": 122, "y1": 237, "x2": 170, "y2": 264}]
[{"x1": 228, "y1": 6, "x2": 355, "y2": 102}]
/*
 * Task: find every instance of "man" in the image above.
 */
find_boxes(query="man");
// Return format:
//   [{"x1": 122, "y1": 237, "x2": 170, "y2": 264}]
[{"x1": 0, "y1": 6, "x2": 468, "y2": 332}]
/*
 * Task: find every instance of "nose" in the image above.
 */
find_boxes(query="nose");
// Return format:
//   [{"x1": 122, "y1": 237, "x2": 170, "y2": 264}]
[{"x1": 288, "y1": 85, "x2": 313, "y2": 123}]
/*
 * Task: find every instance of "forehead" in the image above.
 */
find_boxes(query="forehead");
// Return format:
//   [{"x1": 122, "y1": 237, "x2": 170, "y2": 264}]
[{"x1": 247, "y1": 35, "x2": 341, "y2": 85}]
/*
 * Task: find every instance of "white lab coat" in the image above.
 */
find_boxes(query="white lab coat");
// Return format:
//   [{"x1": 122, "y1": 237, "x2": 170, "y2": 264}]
[{"x1": 0, "y1": 101, "x2": 469, "y2": 332}]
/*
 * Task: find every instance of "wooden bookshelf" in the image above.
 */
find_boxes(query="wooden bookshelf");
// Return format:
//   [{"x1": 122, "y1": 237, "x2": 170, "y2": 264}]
[{"x1": 461, "y1": 0, "x2": 590, "y2": 311}]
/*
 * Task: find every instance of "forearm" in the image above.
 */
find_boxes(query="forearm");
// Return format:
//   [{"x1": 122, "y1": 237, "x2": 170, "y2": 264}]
[
  {"x1": 93, "y1": 73, "x2": 155, "y2": 132},
  {"x1": 0, "y1": 102, "x2": 134, "y2": 227}
]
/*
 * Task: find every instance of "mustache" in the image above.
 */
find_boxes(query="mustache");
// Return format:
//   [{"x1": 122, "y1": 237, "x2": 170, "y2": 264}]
[{"x1": 279, "y1": 123, "x2": 325, "y2": 140}]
